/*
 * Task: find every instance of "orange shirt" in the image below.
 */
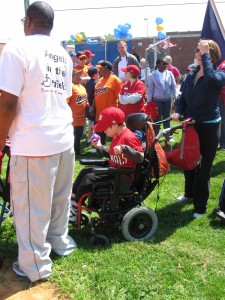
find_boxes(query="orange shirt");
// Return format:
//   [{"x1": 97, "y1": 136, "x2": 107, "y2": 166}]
[
  {"x1": 67, "y1": 83, "x2": 87, "y2": 126},
  {"x1": 74, "y1": 65, "x2": 90, "y2": 77},
  {"x1": 94, "y1": 74, "x2": 122, "y2": 122}
]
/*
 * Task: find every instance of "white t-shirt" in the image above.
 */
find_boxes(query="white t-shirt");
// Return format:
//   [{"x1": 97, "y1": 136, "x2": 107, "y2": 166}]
[
  {"x1": 118, "y1": 57, "x2": 127, "y2": 82},
  {"x1": 155, "y1": 69, "x2": 167, "y2": 88},
  {"x1": 0, "y1": 35, "x2": 74, "y2": 156}
]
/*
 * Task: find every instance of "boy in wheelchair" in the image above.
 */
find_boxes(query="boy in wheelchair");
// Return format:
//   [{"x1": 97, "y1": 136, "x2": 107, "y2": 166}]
[{"x1": 70, "y1": 107, "x2": 144, "y2": 223}]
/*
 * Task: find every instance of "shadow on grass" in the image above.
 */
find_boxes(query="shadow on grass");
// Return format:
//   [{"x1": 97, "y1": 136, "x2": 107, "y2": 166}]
[
  {"x1": 211, "y1": 160, "x2": 225, "y2": 177},
  {"x1": 67, "y1": 199, "x2": 195, "y2": 250},
  {"x1": 152, "y1": 199, "x2": 193, "y2": 243}
]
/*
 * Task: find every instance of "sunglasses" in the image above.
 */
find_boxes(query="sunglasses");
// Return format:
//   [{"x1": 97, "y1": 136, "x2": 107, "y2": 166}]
[
  {"x1": 195, "y1": 48, "x2": 200, "y2": 53},
  {"x1": 21, "y1": 17, "x2": 26, "y2": 25},
  {"x1": 162, "y1": 62, "x2": 168, "y2": 65},
  {"x1": 78, "y1": 58, "x2": 86, "y2": 61}
]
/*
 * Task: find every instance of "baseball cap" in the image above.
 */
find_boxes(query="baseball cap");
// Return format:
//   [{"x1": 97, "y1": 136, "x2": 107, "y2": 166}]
[
  {"x1": 93, "y1": 107, "x2": 125, "y2": 132},
  {"x1": 84, "y1": 50, "x2": 95, "y2": 57},
  {"x1": 121, "y1": 65, "x2": 140, "y2": 77},
  {"x1": 96, "y1": 61, "x2": 113, "y2": 71},
  {"x1": 76, "y1": 51, "x2": 87, "y2": 59},
  {"x1": 69, "y1": 51, "x2": 76, "y2": 57},
  {"x1": 87, "y1": 67, "x2": 98, "y2": 77}
]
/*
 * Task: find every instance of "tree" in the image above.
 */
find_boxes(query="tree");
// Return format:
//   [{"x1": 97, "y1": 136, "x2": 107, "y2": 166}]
[{"x1": 104, "y1": 33, "x2": 117, "y2": 41}]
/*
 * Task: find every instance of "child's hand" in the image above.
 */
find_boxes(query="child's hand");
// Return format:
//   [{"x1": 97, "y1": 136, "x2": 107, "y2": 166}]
[
  {"x1": 91, "y1": 134, "x2": 101, "y2": 149},
  {"x1": 114, "y1": 145, "x2": 122, "y2": 155}
]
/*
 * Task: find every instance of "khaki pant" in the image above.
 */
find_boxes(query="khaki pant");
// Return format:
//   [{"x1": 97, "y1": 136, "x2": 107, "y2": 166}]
[{"x1": 10, "y1": 148, "x2": 76, "y2": 282}]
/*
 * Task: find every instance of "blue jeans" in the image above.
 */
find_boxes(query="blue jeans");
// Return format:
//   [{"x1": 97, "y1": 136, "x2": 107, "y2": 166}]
[
  {"x1": 218, "y1": 98, "x2": 225, "y2": 148},
  {"x1": 153, "y1": 99, "x2": 172, "y2": 135}
]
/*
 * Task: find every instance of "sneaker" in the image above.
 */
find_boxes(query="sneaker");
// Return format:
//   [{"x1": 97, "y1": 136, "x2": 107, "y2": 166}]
[
  {"x1": 216, "y1": 209, "x2": 225, "y2": 219},
  {"x1": 193, "y1": 212, "x2": 204, "y2": 218},
  {"x1": 169, "y1": 136, "x2": 175, "y2": 143},
  {"x1": 176, "y1": 195, "x2": 193, "y2": 202},
  {"x1": 13, "y1": 261, "x2": 27, "y2": 277},
  {"x1": 69, "y1": 206, "x2": 78, "y2": 223}
]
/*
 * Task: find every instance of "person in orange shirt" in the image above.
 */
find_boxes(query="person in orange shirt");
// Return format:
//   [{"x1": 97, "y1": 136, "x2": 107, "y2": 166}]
[
  {"x1": 94, "y1": 61, "x2": 122, "y2": 144},
  {"x1": 74, "y1": 51, "x2": 90, "y2": 85},
  {"x1": 67, "y1": 70, "x2": 88, "y2": 155}
]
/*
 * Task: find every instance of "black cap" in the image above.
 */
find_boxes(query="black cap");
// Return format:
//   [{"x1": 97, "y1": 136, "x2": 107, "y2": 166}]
[{"x1": 96, "y1": 60, "x2": 113, "y2": 71}]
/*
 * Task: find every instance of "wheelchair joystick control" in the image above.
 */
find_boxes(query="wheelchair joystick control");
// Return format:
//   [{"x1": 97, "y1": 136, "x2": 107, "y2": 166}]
[{"x1": 91, "y1": 133, "x2": 100, "y2": 142}]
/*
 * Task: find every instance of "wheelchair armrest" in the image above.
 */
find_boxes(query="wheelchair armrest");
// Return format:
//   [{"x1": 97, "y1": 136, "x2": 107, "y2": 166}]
[
  {"x1": 92, "y1": 167, "x2": 134, "y2": 176},
  {"x1": 80, "y1": 159, "x2": 109, "y2": 166}
]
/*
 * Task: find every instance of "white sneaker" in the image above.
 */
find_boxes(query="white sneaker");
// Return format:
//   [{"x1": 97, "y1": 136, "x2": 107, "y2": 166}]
[
  {"x1": 169, "y1": 136, "x2": 175, "y2": 143},
  {"x1": 69, "y1": 206, "x2": 78, "y2": 223},
  {"x1": 216, "y1": 210, "x2": 225, "y2": 219},
  {"x1": 13, "y1": 261, "x2": 27, "y2": 277},
  {"x1": 193, "y1": 212, "x2": 204, "y2": 218},
  {"x1": 176, "y1": 195, "x2": 193, "y2": 201}
]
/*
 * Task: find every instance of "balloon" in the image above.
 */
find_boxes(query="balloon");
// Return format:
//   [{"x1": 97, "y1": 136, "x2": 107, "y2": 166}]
[
  {"x1": 70, "y1": 34, "x2": 76, "y2": 40},
  {"x1": 156, "y1": 25, "x2": 164, "y2": 31},
  {"x1": 86, "y1": 38, "x2": 92, "y2": 44},
  {"x1": 156, "y1": 17, "x2": 163, "y2": 25},
  {"x1": 121, "y1": 24, "x2": 129, "y2": 35},
  {"x1": 114, "y1": 28, "x2": 121, "y2": 36},
  {"x1": 124, "y1": 23, "x2": 131, "y2": 30},
  {"x1": 118, "y1": 24, "x2": 123, "y2": 29},
  {"x1": 126, "y1": 33, "x2": 133, "y2": 39},
  {"x1": 157, "y1": 31, "x2": 166, "y2": 39},
  {"x1": 76, "y1": 33, "x2": 83, "y2": 42}
]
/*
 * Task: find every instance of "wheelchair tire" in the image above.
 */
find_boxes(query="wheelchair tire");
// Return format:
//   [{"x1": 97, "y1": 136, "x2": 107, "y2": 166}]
[
  {"x1": 90, "y1": 234, "x2": 110, "y2": 248},
  {"x1": 122, "y1": 206, "x2": 158, "y2": 241}
]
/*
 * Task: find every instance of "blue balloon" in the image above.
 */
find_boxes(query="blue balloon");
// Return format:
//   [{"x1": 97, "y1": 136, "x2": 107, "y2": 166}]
[
  {"x1": 86, "y1": 39, "x2": 92, "y2": 44},
  {"x1": 70, "y1": 34, "x2": 76, "y2": 40},
  {"x1": 126, "y1": 33, "x2": 133, "y2": 39},
  {"x1": 157, "y1": 31, "x2": 166, "y2": 39},
  {"x1": 124, "y1": 23, "x2": 131, "y2": 30},
  {"x1": 121, "y1": 25, "x2": 129, "y2": 35},
  {"x1": 118, "y1": 24, "x2": 123, "y2": 30},
  {"x1": 156, "y1": 17, "x2": 163, "y2": 25},
  {"x1": 114, "y1": 28, "x2": 121, "y2": 36}
]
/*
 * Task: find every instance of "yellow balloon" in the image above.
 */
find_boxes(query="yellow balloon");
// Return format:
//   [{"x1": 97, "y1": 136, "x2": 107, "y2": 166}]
[
  {"x1": 156, "y1": 25, "x2": 164, "y2": 31},
  {"x1": 76, "y1": 34, "x2": 83, "y2": 42}
]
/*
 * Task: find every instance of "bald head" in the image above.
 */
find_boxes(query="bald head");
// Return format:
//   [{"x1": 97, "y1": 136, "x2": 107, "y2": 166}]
[{"x1": 27, "y1": 1, "x2": 54, "y2": 31}]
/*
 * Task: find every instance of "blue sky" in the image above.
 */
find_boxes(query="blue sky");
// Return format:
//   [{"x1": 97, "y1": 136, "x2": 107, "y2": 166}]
[{"x1": 0, "y1": 0, "x2": 225, "y2": 42}]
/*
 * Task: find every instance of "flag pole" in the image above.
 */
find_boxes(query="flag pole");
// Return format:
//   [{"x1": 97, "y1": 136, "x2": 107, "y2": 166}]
[{"x1": 210, "y1": 0, "x2": 225, "y2": 40}]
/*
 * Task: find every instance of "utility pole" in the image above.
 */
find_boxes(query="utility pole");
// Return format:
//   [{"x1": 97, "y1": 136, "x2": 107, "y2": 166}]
[{"x1": 24, "y1": 0, "x2": 30, "y2": 14}]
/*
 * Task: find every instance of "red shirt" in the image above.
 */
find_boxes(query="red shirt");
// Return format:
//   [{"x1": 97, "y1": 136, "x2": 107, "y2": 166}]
[
  {"x1": 109, "y1": 127, "x2": 143, "y2": 169},
  {"x1": 119, "y1": 79, "x2": 145, "y2": 116}
]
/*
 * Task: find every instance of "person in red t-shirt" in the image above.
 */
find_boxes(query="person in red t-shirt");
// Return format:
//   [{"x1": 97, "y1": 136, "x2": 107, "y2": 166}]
[
  {"x1": 119, "y1": 65, "x2": 146, "y2": 117},
  {"x1": 69, "y1": 107, "x2": 144, "y2": 222}
]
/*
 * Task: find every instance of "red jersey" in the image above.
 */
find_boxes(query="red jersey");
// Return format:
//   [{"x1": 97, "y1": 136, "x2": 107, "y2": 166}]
[
  {"x1": 67, "y1": 83, "x2": 87, "y2": 126},
  {"x1": 109, "y1": 127, "x2": 143, "y2": 169},
  {"x1": 119, "y1": 79, "x2": 145, "y2": 116}
]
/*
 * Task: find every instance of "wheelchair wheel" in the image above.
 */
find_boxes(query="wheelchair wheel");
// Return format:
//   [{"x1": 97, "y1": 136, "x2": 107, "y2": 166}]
[
  {"x1": 122, "y1": 206, "x2": 158, "y2": 241},
  {"x1": 90, "y1": 234, "x2": 110, "y2": 248}
]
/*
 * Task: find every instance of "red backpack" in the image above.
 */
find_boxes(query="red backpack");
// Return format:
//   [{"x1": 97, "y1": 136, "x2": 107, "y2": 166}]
[{"x1": 165, "y1": 119, "x2": 201, "y2": 170}]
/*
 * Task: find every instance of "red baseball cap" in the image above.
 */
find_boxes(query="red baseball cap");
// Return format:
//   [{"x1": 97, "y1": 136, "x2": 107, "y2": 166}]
[
  {"x1": 121, "y1": 65, "x2": 140, "y2": 77},
  {"x1": 84, "y1": 50, "x2": 95, "y2": 57},
  {"x1": 93, "y1": 107, "x2": 125, "y2": 132}
]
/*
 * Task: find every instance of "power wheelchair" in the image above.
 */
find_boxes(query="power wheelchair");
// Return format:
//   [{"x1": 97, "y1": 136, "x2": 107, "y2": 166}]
[{"x1": 70, "y1": 113, "x2": 164, "y2": 246}]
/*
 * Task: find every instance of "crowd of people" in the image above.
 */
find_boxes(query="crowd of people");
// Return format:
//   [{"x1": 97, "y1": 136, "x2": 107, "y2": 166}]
[{"x1": 0, "y1": 0, "x2": 225, "y2": 283}]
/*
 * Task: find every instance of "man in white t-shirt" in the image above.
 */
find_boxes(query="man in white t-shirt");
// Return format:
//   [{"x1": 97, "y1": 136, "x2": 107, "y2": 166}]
[
  {"x1": 112, "y1": 41, "x2": 140, "y2": 83},
  {"x1": 0, "y1": 1, "x2": 76, "y2": 282}
]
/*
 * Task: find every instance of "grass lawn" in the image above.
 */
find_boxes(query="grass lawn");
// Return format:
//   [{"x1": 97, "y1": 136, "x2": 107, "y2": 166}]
[{"x1": 0, "y1": 136, "x2": 225, "y2": 300}]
